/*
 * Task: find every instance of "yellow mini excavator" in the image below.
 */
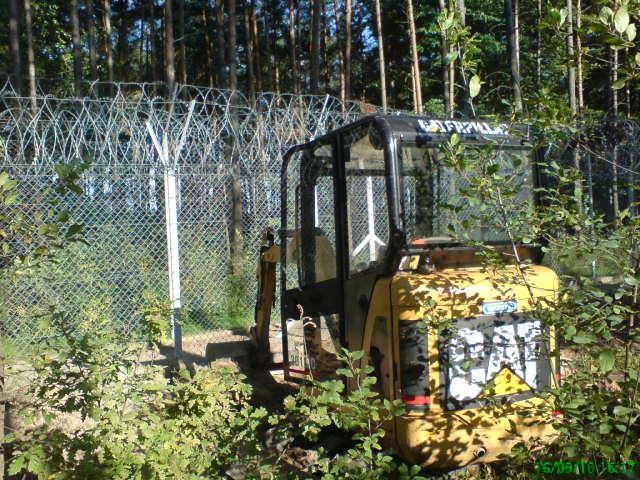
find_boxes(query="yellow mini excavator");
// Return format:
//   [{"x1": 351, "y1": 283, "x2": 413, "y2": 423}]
[{"x1": 252, "y1": 115, "x2": 560, "y2": 469}]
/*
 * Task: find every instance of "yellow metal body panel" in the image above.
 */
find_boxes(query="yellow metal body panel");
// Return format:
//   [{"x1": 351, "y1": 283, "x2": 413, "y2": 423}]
[
  {"x1": 394, "y1": 398, "x2": 557, "y2": 467},
  {"x1": 360, "y1": 263, "x2": 559, "y2": 468}
]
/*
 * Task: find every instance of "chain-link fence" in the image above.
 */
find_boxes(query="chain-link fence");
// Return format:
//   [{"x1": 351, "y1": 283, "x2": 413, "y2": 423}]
[
  {"x1": 3, "y1": 75, "x2": 640, "y2": 358},
  {"x1": 0, "y1": 77, "x2": 372, "y2": 357}
]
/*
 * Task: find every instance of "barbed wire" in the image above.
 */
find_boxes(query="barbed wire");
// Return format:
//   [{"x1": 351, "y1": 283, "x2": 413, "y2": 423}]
[
  {"x1": 0, "y1": 78, "x2": 379, "y2": 354},
  {"x1": 2, "y1": 77, "x2": 640, "y2": 356}
]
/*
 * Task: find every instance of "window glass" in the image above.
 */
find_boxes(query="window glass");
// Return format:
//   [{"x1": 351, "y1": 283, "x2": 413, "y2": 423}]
[
  {"x1": 400, "y1": 144, "x2": 533, "y2": 244},
  {"x1": 344, "y1": 126, "x2": 390, "y2": 275},
  {"x1": 284, "y1": 142, "x2": 337, "y2": 289}
]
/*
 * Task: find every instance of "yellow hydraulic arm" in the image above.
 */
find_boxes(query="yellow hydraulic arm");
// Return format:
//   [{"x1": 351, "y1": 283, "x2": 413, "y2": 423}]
[{"x1": 252, "y1": 228, "x2": 280, "y2": 365}]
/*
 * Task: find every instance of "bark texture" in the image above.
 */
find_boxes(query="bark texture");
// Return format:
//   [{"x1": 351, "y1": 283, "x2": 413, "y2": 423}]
[
  {"x1": 505, "y1": 0, "x2": 522, "y2": 112},
  {"x1": 71, "y1": 0, "x2": 83, "y2": 96},
  {"x1": 374, "y1": 0, "x2": 387, "y2": 111},
  {"x1": 9, "y1": 0, "x2": 22, "y2": 93},
  {"x1": 165, "y1": 0, "x2": 176, "y2": 94},
  {"x1": 407, "y1": 0, "x2": 422, "y2": 113}
]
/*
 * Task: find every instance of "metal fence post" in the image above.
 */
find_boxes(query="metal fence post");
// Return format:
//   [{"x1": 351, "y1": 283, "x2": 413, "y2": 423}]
[
  {"x1": 146, "y1": 100, "x2": 195, "y2": 361},
  {"x1": 163, "y1": 166, "x2": 183, "y2": 359}
]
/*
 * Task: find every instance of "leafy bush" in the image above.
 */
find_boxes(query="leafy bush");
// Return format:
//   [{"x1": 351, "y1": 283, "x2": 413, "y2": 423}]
[
  {"x1": 436, "y1": 132, "x2": 640, "y2": 476},
  {"x1": 8, "y1": 312, "x2": 279, "y2": 479},
  {"x1": 281, "y1": 349, "x2": 425, "y2": 480}
]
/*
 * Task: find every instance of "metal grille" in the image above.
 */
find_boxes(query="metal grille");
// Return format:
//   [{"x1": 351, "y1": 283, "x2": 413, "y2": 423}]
[{"x1": 0, "y1": 77, "x2": 368, "y2": 356}]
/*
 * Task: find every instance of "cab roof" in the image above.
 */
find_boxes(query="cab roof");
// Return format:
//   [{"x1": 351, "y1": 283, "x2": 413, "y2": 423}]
[{"x1": 309, "y1": 114, "x2": 530, "y2": 147}]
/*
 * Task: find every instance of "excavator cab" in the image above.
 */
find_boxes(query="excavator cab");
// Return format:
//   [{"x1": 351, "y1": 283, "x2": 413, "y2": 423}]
[{"x1": 254, "y1": 115, "x2": 559, "y2": 468}]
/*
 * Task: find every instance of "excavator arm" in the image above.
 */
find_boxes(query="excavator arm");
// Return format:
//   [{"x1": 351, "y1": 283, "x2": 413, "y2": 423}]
[{"x1": 252, "y1": 228, "x2": 280, "y2": 366}]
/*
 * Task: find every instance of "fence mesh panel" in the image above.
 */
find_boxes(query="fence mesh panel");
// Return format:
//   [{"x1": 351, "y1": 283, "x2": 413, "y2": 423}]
[
  {"x1": 3, "y1": 76, "x2": 640, "y2": 358},
  {"x1": 0, "y1": 78, "x2": 368, "y2": 356}
]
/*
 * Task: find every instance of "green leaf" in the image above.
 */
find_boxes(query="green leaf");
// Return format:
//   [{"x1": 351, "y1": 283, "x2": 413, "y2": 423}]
[
  {"x1": 614, "y1": 5, "x2": 630, "y2": 33},
  {"x1": 350, "y1": 350, "x2": 364, "y2": 361},
  {"x1": 4, "y1": 193, "x2": 17, "y2": 205},
  {"x1": 613, "y1": 405, "x2": 633, "y2": 416},
  {"x1": 599, "y1": 349, "x2": 615, "y2": 373},
  {"x1": 65, "y1": 223, "x2": 83, "y2": 238},
  {"x1": 444, "y1": 51, "x2": 459, "y2": 65},
  {"x1": 486, "y1": 164, "x2": 500, "y2": 175},
  {"x1": 8, "y1": 456, "x2": 26, "y2": 475},
  {"x1": 599, "y1": 422, "x2": 612, "y2": 434},
  {"x1": 600, "y1": 6, "x2": 614, "y2": 24},
  {"x1": 3, "y1": 179, "x2": 17, "y2": 191},
  {"x1": 626, "y1": 23, "x2": 636, "y2": 41},
  {"x1": 565, "y1": 325, "x2": 577, "y2": 339},
  {"x1": 612, "y1": 78, "x2": 627, "y2": 90},
  {"x1": 558, "y1": 7, "x2": 568, "y2": 26},
  {"x1": 469, "y1": 75, "x2": 482, "y2": 98},
  {"x1": 0, "y1": 172, "x2": 9, "y2": 187},
  {"x1": 635, "y1": 52, "x2": 640, "y2": 65},
  {"x1": 572, "y1": 335, "x2": 594, "y2": 344}
]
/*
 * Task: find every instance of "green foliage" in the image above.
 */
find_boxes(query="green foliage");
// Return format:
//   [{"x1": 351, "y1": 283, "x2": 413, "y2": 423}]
[
  {"x1": 0, "y1": 160, "x2": 87, "y2": 275},
  {"x1": 8, "y1": 314, "x2": 281, "y2": 479},
  {"x1": 139, "y1": 287, "x2": 172, "y2": 345},
  {"x1": 282, "y1": 349, "x2": 423, "y2": 480},
  {"x1": 438, "y1": 130, "x2": 640, "y2": 476}
]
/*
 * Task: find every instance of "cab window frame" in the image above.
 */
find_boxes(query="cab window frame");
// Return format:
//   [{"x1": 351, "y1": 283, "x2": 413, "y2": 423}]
[{"x1": 341, "y1": 123, "x2": 393, "y2": 279}]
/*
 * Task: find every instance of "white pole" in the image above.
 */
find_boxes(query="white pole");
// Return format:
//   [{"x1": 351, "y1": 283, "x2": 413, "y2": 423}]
[
  {"x1": 352, "y1": 176, "x2": 385, "y2": 260},
  {"x1": 163, "y1": 166, "x2": 182, "y2": 359},
  {"x1": 314, "y1": 185, "x2": 319, "y2": 227},
  {"x1": 144, "y1": 101, "x2": 195, "y2": 362},
  {"x1": 366, "y1": 176, "x2": 376, "y2": 261}
]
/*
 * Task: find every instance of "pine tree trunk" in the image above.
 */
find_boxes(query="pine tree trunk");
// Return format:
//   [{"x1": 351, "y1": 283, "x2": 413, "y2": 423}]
[
  {"x1": 243, "y1": 0, "x2": 255, "y2": 99},
  {"x1": 139, "y1": 9, "x2": 145, "y2": 80},
  {"x1": 566, "y1": 0, "x2": 581, "y2": 207},
  {"x1": 625, "y1": 48, "x2": 631, "y2": 118},
  {"x1": 264, "y1": 4, "x2": 273, "y2": 92},
  {"x1": 71, "y1": 0, "x2": 83, "y2": 96},
  {"x1": 536, "y1": 0, "x2": 542, "y2": 90},
  {"x1": 566, "y1": 0, "x2": 576, "y2": 117},
  {"x1": 345, "y1": 0, "x2": 352, "y2": 99},
  {"x1": 374, "y1": 0, "x2": 387, "y2": 112},
  {"x1": 103, "y1": 0, "x2": 114, "y2": 93},
  {"x1": 311, "y1": 0, "x2": 321, "y2": 94},
  {"x1": 576, "y1": 0, "x2": 584, "y2": 111},
  {"x1": 407, "y1": 0, "x2": 422, "y2": 114},
  {"x1": 88, "y1": 0, "x2": 98, "y2": 81},
  {"x1": 410, "y1": 63, "x2": 417, "y2": 113},
  {"x1": 202, "y1": 0, "x2": 215, "y2": 88},
  {"x1": 251, "y1": 4, "x2": 263, "y2": 92},
  {"x1": 448, "y1": 1, "x2": 457, "y2": 115},
  {"x1": 269, "y1": 3, "x2": 281, "y2": 95},
  {"x1": 117, "y1": 0, "x2": 129, "y2": 82},
  {"x1": 24, "y1": 0, "x2": 36, "y2": 111},
  {"x1": 228, "y1": 0, "x2": 237, "y2": 93},
  {"x1": 438, "y1": 0, "x2": 451, "y2": 117},
  {"x1": 289, "y1": 0, "x2": 299, "y2": 94},
  {"x1": 227, "y1": 0, "x2": 243, "y2": 275},
  {"x1": 333, "y1": 0, "x2": 345, "y2": 103},
  {"x1": 505, "y1": 0, "x2": 522, "y2": 112},
  {"x1": 165, "y1": 0, "x2": 176, "y2": 94},
  {"x1": 148, "y1": 0, "x2": 158, "y2": 93},
  {"x1": 178, "y1": 0, "x2": 187, "y2": 84},
  {"x1": 457, "y1": 0, "x2": 471, "y2": 116},
  {"x1": 9, "y1": 0, "x2": 22, "y2": 93},
  {"x1": 215, "y1": 0, "x2": 226, "y2": 88},
  {"x1": 611, "y1": 45, "x2": 619, "y2": 219},
  {"x1": 322, "y1": 0, "x2": 330, "y2": 90}
]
